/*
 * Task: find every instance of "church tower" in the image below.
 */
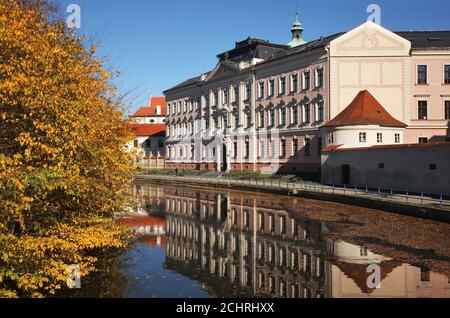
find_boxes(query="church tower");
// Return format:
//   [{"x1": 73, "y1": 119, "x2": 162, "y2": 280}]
[{"x1": 287, "y1": 12, "x2": 307, "y2": 48}]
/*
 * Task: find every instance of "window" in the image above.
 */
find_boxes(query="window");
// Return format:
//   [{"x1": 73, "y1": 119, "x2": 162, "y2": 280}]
[
  {"x1": 269, "y1": 79, "x2": 275, "y2": 97},
  {"x1": 316, "y1": 68, "x2": 324, "y2": 88},
  {"x1": 303, "y1": 104, "x2": 310, "y2": 123},
  {"x1": 258, "y1": 82, "x2": 264, "y2": 98},
  {"x1": 259, "y1": 110, "x2": 264, "y2": 128},
  {"x1": 378, "y1": 163, "x2": 385, "y2": 169},
  {"x1": 205, "y1": 96, "x2": 210, "y2": 109},
  {"x1": 234, "y1": 86, "x2": 239, "y2": 103},
  {"x1": 291, "y1": 73, "x2": 298, "y2": 92},
  {"x1": 133, "y1": 140, "x2": 139, "y2": 148},
  {"x1": 280, "y1": 107, "x2": 286, "y2": 126},
  {"x1": 395, "y1": 133, "x2": 401, "y2": 144},
  {"x1": 429, "y1": 164, "x2": 437, "y2": 170},
  {"x1": 245, "y1": 83, "x2": 251, "y2": 100},
  {"x1": 304, "y1": 138, "x2": 310, "y2": 156},
  {"x1": 418, "y1": 101, "x2": 428, "y2": 120},
  {"x1": 246, "y1": 112, "x2": 251, "y2": 128},
  {"x1": 444, "y1": 65, "x2": 450, "y2": 84},
  {"x1": 183, "y1": 100, "x2": 187, "y2": 113},
  {"x1": 360, "y1": 247, "x2": 368, "y2": 257},
  {"x1": 280, "y1": 140, "x2": 286, "y2": 158},
  {"x1": 419, "y1": 137, "x2": 428, "y2": 144},
  {"x1": 317, "y1": 101, "x2": 324, "y2": 122},
  {"x1": 445, "y1": 101, "x2": 450, "y2": 120},
  {"x1": 234, "y1": 113, "x2": 239, "y2": 128},
  {"x1": 328, "y1": 133, "x2": 334, "y2": 144},
  {"x1": 234, "y1": 141, "x2": 238, "y2": 159},
  {"x1": 167, "y1": 104, "x2": 171, "y2": 115},
  {"x1": 223, "y1": 89, "x2": 228, "y2": 104},
  {"x1": 223, "y1": 115, "x2": 228, "y2": 128},
  {"x1": 245, "y1": 140, "x2": 250, "y2": 159},
  {"x1": 417, "y1": 65, "x2": 427, "y2": 84},
  {"x1": 279, "y1": 77, "x2": 286, "y2": 95},
  {"x1": 214, "y1": 91, "x2": 218, "y2": 106},
  {"x1": 303, "y1": 71, "x2": 310, "y2": 90},
  {"x1": 377, "y1": 133, "x2": 383, "y2": 143},
  {"x1": 420, "y1": 269, "x2": 431, "y2": 283},
  {"x1": 292, "y1": 105, "x2": 298, "y2": 124},
  {"x1": 293, "y1": 139, "x2": 299, "y2": 156},
  {"x1": 259, "y1": 140, "x2": 265, "y2": 158},
  {"x1": 197, "y1": 97, "x2": 201, "y2": 110},
  {"x1": 269, "y1": 109, "x2": 275, "y2": 126},
  {"x1": 359, "y1": 132, "x2": 367, "y2": 143}
]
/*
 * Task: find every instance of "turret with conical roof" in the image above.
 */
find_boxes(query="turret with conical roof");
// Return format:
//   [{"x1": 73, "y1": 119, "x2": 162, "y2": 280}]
[{"x1": 288, "y1": 12, "x2": 307, "y2": 48}]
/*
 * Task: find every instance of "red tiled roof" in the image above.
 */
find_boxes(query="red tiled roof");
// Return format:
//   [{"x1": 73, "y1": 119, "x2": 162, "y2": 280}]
[
  {"x1": 131, "y1": 124, "x2": 166, "y2": 137},
  {"x1": 322, "y1": 90, "x2": 407, "y2": 128},
  {"x1": 132, "y1": 96, "x2": 166, "y2": 117},
  {"x1": 322, "y1": 142, "x2": 450, "y2": 153}
]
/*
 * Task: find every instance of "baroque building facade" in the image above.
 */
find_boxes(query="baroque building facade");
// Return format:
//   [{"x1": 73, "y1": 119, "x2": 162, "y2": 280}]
[{"x1": 164, "y1": 17, "x2": 450, "y2": 173}]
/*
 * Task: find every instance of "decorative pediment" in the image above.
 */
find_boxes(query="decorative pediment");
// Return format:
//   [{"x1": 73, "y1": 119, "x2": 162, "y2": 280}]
[
  {"x1": 205, "y1": 61, "x2": 241, "y2": 82},
  {"x1": 330, "y1": 21, "x2": 411, "y2": 57}
]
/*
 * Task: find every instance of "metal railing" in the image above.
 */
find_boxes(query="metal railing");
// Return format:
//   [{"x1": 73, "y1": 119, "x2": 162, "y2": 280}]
[{"x1": 137, "y1": 174, "x2": 450, "y2": 210}]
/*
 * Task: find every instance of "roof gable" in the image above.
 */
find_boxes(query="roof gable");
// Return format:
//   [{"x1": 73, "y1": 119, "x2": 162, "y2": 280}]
[
  {"x1": 322, "y1": 90, "x2": 407, "y2": 128},
  {"x1": 132, "y1": 97, "x2": 167, "y2": 117},
  {"x1": 205, "y1": 61, "x2": 241, "y2": 82},
  {"x1": 330, "y1": 21, "x2": 411, "y2": 57}
]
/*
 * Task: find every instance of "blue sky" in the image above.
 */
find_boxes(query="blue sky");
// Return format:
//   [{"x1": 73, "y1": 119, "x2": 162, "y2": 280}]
[{"x1": 53, "y1": 0, "x2": 450, "y2": 113}]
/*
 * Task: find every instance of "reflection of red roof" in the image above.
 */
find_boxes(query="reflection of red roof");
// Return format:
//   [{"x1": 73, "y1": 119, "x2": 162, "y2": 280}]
[
  {"x1": 322, "y1": 90, "x2": 407, "y2": 128},
  {"x1": 139, "y1": 235, "x2": 167, "y2": 248},
  {"x1": 117, "y1": 216, "x2": 166, "y2": 227},
  {"x1": 335, "y1": 261, "x2": 400, "y2": 294},
  {"x1": 132, "y1": 97, "x2": 166, "y2": 117},
  {"x1": 131, "y1": 124, "x2": 166, "y2": 137}
]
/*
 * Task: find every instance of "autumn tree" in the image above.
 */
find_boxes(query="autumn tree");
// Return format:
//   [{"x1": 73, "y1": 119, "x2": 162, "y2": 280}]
[{"x1": 0, "y1": 0, "x2": 134, "y2": 297}]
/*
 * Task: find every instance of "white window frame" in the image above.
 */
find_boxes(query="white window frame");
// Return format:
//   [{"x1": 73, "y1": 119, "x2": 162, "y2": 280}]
[
  {"x1": 290, "y1": 72, "x2": 298, "y2": 93},
  {"x1": 359, "y1": 132, "x2": 367, "y2": 143},
  {"x1": 303, "y1": 70, "x2": 311, "y2": 91}
]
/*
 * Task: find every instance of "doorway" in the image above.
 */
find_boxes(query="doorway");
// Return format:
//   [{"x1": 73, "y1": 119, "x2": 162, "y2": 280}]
[
  {"x1": 342, "y1": 164, "x2": 350, "y2": 185},
  {"x1": 221, "y1": 144, "x2": 228, "y2": 172}
]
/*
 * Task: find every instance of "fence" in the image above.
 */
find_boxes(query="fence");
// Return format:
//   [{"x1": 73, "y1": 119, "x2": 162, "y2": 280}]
[{"x1": 138, "y1": 174, "x2": 450, "y2": 210}]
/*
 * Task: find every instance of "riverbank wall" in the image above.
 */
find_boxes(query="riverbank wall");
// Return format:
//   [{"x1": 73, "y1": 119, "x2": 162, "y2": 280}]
[{"x1": 134, "y1": 175, "x2": 450, "y2": 224}]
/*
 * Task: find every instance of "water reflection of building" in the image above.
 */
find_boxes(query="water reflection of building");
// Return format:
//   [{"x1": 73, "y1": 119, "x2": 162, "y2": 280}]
[
  {"x1": 118, "y1": 216, "x2": 167, "y2": 249},
  {"x1": 165, "y1": 188, "x2": 332, "y2": 298},
  {"x1": 161, "y1": 187, "x2": 450, "y2": 298},
  {"x1": 132, "y1": 183, "x2": 166, "y2": 216}
]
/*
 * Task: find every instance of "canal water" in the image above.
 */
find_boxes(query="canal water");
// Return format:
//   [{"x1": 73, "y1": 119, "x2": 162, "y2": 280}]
[{"x1": 73, "y1": 182, "x2": 450, "y2": 298}]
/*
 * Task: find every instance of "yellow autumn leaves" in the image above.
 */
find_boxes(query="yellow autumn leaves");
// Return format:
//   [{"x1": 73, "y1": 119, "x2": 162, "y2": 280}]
[{"x1": 0, "y1": 0, "x2": 135, "y2": 297}]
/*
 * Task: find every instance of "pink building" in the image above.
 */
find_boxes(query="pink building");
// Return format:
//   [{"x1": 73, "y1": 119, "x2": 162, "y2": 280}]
[{"x1": 164, "y1": 18, "x2": 450, "y2": 174}]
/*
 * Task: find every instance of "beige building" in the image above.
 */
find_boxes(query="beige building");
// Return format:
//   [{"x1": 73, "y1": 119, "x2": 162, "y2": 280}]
[{"x1": 164, "y1": 18, "x2": 450, "y2": 174}]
